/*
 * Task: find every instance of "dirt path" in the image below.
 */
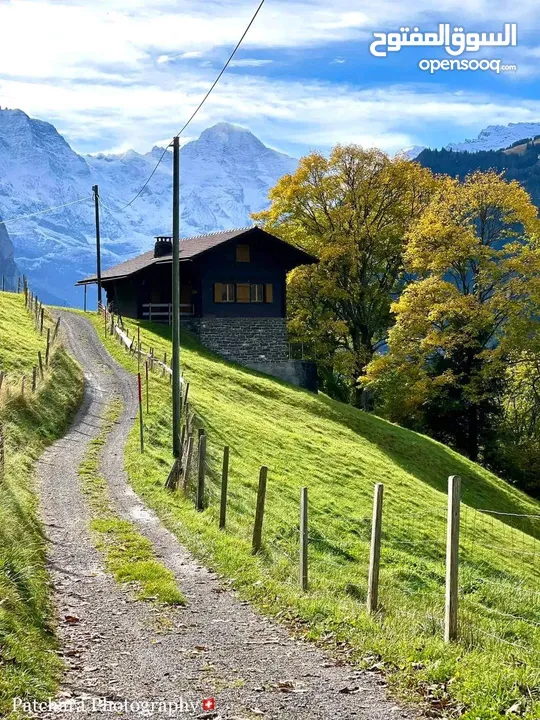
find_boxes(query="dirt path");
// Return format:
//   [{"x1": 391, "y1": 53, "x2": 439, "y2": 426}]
[{"x1": 36, "y1": 311, "x2": 417, "y2": 720}]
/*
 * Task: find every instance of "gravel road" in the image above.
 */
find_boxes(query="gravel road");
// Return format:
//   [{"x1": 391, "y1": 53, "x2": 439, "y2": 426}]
[{"x1": 34, "y1": 311, "x2": 418, "y2": 720}]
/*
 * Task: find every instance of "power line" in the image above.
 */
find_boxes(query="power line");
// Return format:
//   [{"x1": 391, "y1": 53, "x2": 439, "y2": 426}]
[
  {"x1": 116, "y1": 0, "x2": 266, "y2": 211},
  {"x1": 0, "y1": 195, "x2": 92, "y2": 226}
]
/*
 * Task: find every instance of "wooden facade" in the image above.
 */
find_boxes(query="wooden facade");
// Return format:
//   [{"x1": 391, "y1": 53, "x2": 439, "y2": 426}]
[{"x1": 77, "y1": 227, "x2": 317, "y2": 323}]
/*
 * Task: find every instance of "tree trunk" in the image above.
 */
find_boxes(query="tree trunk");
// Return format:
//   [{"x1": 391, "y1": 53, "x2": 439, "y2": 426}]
[{"x1": 467, "y1": 403, "x2": 479, "y2": 462}]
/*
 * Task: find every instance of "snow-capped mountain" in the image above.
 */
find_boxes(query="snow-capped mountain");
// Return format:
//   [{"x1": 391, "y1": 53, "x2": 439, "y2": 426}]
[
  {"x1": 404, "y1": 121, "x2": 540, "y2": 159},
  {"x1": 0, "y1": 110, "x2": 296, "y2": 307},
  {"x1": 446, "y1": 122, "x2": 540, "y2": 153}
]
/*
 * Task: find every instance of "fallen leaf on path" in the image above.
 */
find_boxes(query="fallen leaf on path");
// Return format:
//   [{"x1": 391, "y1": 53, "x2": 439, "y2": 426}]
[{"x1": 64, "y1": 614, "x2": 80, "y2": 624}]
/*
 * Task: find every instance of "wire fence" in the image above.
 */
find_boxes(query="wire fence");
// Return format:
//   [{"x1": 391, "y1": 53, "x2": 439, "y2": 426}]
[
  {"x1": 0, "y1": 280, "x2": 61, "y2": 402},
  {"x1": 107, "y1": 313, "x2": 540, "y2": 669}
]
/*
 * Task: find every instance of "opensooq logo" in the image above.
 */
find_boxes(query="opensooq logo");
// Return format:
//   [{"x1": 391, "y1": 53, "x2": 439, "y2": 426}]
[{"x1": 369, "y1": 23, "x2": 518, "y2": 58}]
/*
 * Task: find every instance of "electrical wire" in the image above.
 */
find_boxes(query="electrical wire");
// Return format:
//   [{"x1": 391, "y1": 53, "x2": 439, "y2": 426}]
[
  {"x1": 116, "y1": 0, "x2": 266, "y2": 211},
  {"x1": 0, "y1": 195, "x2": 92, "y2": 226}
]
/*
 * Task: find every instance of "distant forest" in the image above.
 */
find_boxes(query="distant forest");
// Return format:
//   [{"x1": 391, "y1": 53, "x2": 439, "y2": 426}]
[{"x1": 417, "y1": 137, "x2": 540, "y2": 207}]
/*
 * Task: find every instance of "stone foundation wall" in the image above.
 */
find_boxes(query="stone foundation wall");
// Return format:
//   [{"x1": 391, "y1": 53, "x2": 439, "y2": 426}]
[
  {"x1": 186, "y1": 317, "x2": 288, "y2": 364},
  {"x1": 181, "y1": 316, "x2": 317, "y2": 391}
]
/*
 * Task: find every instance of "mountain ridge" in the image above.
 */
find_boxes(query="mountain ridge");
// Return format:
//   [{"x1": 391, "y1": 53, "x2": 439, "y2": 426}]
[{"x1": 0, "y1": 109, "x2": 297, "y2": 307}]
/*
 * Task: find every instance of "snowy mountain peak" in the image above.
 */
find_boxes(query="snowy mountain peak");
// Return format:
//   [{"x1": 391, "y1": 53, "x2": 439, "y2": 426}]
[
  {"x1": 0, "y1": 112, "x2": 297, "y2": 307},
  {"x1": 195, "y1": 122, "x2": 267, "y2": 152},
  {"x1": 446, "y1": 122, "x2": 540, "y2": 153},
  {"x1": 400, "y1": 121, "x2": 540, "y2": 159}
]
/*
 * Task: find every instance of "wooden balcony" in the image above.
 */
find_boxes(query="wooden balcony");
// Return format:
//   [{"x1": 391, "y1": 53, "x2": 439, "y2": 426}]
[{"x1": 141, "y1": 303, "x2": 194, "y2": 324}]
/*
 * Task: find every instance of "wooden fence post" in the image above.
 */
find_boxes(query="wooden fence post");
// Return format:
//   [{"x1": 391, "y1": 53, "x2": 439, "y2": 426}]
[
  {"x1": 367, "y1": 483, "x2": 384, "y2": 614},
  {"x1": 1, "y1": 275, "x2": 4, "y2": 292},
  {"x1": 183, "y1": 435, "x2": 194, "y2": 491},
  {"x1": 138, "y1": 373, "x2": 144, "y2": 453},
  {"x1": 45, "y1": 328, "x2": 51, "y2": 367},
  {"x1": 21, "y1": 376, "x2": 25, "y2": 397},
  {"x1": 252, "y1": 466, "x2": 268, "y2": 554},
  {"x1": 40, "y1": 307, "x2": 44, "y2": 335},
  {"x1": 196, "y1": 434, "x2": 207, "y2": 511},
  {"x1": 0, "y1": 421, "x2": 6, "y2": 478},
  {"x1": 219, "y1": 446, "x2": 230, "y2": 529},
  {"x1": 53, "y1": 317, "x2": 61, "y2": 343},
  {"x1": 445, "y1": 475, "x2": 461, "y2": 643},
  {"x1": 299, "y1": 486, "x2": 309, "y2": 591},
  {"x1": 38, "y1": 351, "x2": 44, "y2": 379},
  {"x1": 31, "y1": 367, "x2": 37, "y2": 393},
  {"x1": 145, "y1": 361, "x2": 149, "y2": 413},
  {"x1": 0, "y1": 421, "x2": 5, "y2": 478}
]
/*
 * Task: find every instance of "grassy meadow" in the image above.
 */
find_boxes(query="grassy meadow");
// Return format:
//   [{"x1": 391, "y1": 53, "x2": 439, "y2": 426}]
[
  {"x1": 92, "y1": 313, "x2": 540, "y2": 719},
  {"x1": 0, "y1": 292, "x2": 84, "y2": 716},
  {"x1": 0, "y1": 292, "x2": 49, "y2": 385}
]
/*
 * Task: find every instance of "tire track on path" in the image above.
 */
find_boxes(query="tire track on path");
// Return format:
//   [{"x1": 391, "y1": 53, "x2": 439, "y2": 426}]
[{"x1": 35, "y1": 311, "x2": 418, "y2": 720}]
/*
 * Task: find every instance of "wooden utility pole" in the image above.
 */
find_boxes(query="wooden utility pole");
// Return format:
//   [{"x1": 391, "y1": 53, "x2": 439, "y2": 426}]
[
  {"x1": 171, "y1": 136, "x2": 181, "y2": 457},
  {"x1": 92, "y1": 185, "x2": 102, "y2": 308}
]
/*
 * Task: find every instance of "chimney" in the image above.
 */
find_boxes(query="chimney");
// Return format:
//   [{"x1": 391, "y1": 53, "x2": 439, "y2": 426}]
[{"x1": 154, "y1": 235, "x2": 173, "y2": 258}]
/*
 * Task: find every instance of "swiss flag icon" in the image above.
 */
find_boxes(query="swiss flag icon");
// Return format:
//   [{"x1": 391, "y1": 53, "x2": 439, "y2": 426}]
[{"x1": 202, "y1": 697, "x2": 215, "y2": 712}]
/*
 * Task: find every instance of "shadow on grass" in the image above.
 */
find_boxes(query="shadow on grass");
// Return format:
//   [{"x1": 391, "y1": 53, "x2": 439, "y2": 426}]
[{"x1": 133, "y1": 319, "x2": 540, "y2": 541}]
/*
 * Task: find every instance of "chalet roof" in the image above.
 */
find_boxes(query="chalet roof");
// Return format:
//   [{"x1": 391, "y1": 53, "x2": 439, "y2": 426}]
[{"x1": 76, "y1": 227, "x2": 317, "y2": 285}]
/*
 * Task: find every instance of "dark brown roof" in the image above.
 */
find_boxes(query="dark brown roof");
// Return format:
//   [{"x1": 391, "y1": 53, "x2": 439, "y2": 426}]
[{"x1": 76, "y1": 227, "x2": 317, "y2": 285}]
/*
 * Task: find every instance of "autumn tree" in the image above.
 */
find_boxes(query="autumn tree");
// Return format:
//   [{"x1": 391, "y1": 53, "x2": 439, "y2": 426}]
[
  {"x1": 365, "y1": 171, "x2": 540, "y2": 462},
  {"x1": 254, "y1": 145, "x2": 437, "y2": 405}
]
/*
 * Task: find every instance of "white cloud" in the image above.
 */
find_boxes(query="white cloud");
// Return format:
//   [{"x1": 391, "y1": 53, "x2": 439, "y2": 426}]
[
  {"x1": 229, "y1": 59, "x2": 274, "y2": 67},
  {"x1": 0, "y1": 0, "x2": 538, "y2": 157},
  {"x1": 3, "y1": 68, "x2": 540, "y2": 157}
]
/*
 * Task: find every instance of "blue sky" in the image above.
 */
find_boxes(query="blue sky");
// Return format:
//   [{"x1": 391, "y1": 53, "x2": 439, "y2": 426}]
[{"x1": 0, "y1": 0, "x2": 538, "y2": 158}]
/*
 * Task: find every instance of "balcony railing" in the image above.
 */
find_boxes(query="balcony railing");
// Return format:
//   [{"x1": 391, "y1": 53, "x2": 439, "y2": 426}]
[{"x1": 141, "y1": 303, "x2": 194, "y2": 323}]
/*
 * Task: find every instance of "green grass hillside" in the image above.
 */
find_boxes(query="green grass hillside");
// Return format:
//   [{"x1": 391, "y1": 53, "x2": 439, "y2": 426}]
[
  {"x1": 0, "y1": 293, "x2": 84, "y2": 716},
  {"x1": 94, "y1": 315, "x2": 540, "y2": 720},
  {"x1": 0, "y1": 293, "x2": 48, "y2": 385}
]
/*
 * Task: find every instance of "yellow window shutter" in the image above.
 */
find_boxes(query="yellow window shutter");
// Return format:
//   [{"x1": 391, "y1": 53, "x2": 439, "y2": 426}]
[
  {"x1": 237, "y1": 283, "x2": 250, "y2": 303},
  {"x1": 265, "y1": 284, "x2": 273, "y2": 303},
  {"x1": 214, "y1": 283, "x2": 223, "y2": 302}
]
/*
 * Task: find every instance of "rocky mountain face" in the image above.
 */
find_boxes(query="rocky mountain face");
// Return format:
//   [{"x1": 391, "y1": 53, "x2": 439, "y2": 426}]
[
  {"x1": 0, "y1": 110, "x2": 297, "y2": 307},
  {"x1": 0, "y1": 219, "x2": 18, "y2": 290}
]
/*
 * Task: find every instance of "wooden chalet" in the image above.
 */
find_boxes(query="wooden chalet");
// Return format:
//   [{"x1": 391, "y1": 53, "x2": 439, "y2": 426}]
[{"x1": 77, "y1": 227, "x2": 318, "y2": 390}]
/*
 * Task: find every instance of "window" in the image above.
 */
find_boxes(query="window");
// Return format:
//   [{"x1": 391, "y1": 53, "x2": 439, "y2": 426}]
[
  {"x1": 236, "y1": 283, "x2": 251, "y2": 303},
  {"x1": 214, "y1": 283, "x2": 235, "y2": 303},
  {"x1": 214, "y1": 282, "x2": 274, "y2": 304},
  {"x1": 251, "y1": 284, "x2": 264, "y2": 303},
  {"x1": 236, "y1": 244, "x2": 250, "y2": 262}
]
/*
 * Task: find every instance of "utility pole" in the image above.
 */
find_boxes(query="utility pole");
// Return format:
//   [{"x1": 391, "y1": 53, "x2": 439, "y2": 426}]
[
  {"x1": 92, "y1": 185, "x2": 102, "y2": 308},
  {"x1": 171, "y1": 137, "x2": 181, "y2": 457}
]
